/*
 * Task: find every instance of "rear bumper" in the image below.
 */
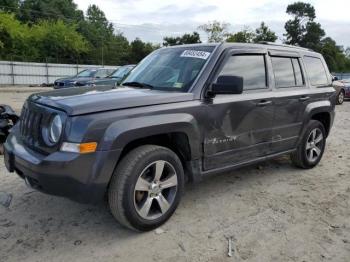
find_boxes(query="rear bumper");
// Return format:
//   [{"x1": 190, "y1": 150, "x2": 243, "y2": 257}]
[{"x1": 3, "y1": 130, "x2": 121, "y2": 204}]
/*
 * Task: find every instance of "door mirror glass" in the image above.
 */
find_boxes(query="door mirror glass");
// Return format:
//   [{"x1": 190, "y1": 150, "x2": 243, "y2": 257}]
[
  {"x1": 211, "y1": 75, "x2": 243, "y2": 95},
  {"x1": 332, "y1": 75, "x2": 338, "y2": 82}
]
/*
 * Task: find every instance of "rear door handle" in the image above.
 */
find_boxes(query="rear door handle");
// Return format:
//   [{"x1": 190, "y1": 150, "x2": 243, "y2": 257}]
[
  {"x1": 299, "y1": 96, "x2": 310, "y2": 101},
  {"x1": 256, "y1": 100, "x2": 272, "y2": 107}
]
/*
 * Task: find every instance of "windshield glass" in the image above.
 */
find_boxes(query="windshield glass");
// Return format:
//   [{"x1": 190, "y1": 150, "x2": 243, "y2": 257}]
[
  {"x1": 111, "y1": 66, "x2": 134, "y2": 78},
  {"x1": 76, "y1": 69, "x2": 96, "y2": 78},
  {"x1": 122, "y1": 46, "x2": 215, "y2": 91}
]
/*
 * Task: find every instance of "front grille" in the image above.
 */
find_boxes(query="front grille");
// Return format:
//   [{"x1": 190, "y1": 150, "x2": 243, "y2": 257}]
[{"x1": 20, "y1": 106, "x2": 43, "y2": 148}]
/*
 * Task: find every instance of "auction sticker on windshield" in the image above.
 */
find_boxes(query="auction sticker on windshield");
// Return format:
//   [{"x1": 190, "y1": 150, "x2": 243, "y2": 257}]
[{"x1": 180, "y1": 50, "x2": 211, "y2": 60}]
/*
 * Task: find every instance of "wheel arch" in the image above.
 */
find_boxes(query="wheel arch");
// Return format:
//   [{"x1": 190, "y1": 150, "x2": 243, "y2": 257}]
[
  {"x1": 100, "y1": 113, "x2": 202, "y2": 183},
  {"x1": 303, "y1": 100, "x2": 334, "y2": 137}
]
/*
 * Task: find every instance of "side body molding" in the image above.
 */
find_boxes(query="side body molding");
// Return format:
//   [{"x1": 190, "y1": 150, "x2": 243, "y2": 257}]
[{"x1": 99, "y1": 113, "x2": 202, "y2": 160}]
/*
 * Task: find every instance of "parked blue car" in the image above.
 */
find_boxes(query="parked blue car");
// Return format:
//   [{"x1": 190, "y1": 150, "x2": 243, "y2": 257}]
[
  {"x1": 85, "y1": 65, "x2": 136, "y2": 87},
  {"x1": 54, "y1": 68, "x2": 117, "y2": 89}
]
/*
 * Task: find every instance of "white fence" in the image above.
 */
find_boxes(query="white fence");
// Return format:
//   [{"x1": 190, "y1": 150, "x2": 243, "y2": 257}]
[{"x1": 0, "y1": 61, "x2": 117, "y2": 86}]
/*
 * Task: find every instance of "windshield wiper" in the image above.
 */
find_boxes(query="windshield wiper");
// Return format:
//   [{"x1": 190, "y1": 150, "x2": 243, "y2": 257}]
[{"x1": 122, "y1": 81, "x2": 154, "y2": 89}]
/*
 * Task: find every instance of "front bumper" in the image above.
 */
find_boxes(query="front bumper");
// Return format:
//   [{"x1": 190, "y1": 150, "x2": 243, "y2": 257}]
[{"x1": 3, "y1": 131, "x2": 121, "y2": 203}]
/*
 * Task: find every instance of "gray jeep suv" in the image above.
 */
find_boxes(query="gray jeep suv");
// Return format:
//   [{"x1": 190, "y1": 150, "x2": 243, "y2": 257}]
[{"x1": 4, "y1": 43, "x2": 336, "y2": 231}]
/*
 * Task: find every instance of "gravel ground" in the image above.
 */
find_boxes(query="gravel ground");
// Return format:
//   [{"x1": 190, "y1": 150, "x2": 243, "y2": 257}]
[{"x1": 0, "y1": 90, "x2": 349, "y2": 262}]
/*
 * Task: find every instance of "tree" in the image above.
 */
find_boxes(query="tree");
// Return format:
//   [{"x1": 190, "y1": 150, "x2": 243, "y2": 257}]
[
  {"x1": 284, "y1": 2, "x2": 325, "y2": 50},
  {"x1": 31, "y1": 20, "x2": 89, "y2": 63},
  {"x1": 253, "y1": 22, "x2": 277, "y2": 43},
  {"x1": 198, "y1": 21, "x2": 229, "y2": 43},
  {"x1": 128, "y1": 38, "x2": 158, "y2": 64},
  {"x1": 78, "y1": 5, "x2": 129, "y2": 65},
  {"x1": 345, "y1": 47, "x2": 350, "y2": 58},
  {"x1": 0, "y1": 12, "x2": 36, "y2": 60},
  {"x1": 0, "y1": 0, "x2": 20, "y2": 13},
  {"x1": 163, "y1": 32, "x2": 201, "y2": 46},
  {"x1": 226, "y1": 28, "x2": 255, "y2": 43},
  {"x1": 18, "y1": 0, "x2": 84, "y2": 24}
]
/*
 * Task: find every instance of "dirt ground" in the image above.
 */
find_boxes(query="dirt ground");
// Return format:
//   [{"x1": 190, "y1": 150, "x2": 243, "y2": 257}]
[{"x1": 0, "y1": 90, "x2": 349, "y2": 262}]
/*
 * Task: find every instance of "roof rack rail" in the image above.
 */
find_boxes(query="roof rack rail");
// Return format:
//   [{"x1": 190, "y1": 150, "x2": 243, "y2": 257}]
[{"x1": 258, "y1": 41, "x2": 313, "y2": 51}]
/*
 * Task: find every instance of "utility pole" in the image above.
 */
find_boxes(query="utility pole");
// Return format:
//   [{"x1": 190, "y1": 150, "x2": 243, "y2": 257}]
[{"x1": 101, "y1": 36, "x2": 104, "y2": 66}]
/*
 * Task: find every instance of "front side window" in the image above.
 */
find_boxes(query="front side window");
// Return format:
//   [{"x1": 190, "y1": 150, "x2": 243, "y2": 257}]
[
  {"x1": 304, "y1": 56, "x2": 329, "y2": 86},
  {"x1": 95, "y1": 69, "x2": 110, "y2": 78},
  {"x1": 217, "y1": 55, "x2": 267, "y2": 90},
  {"x1": 122, "y1": 46, "x2": 215, "y2": 91}
]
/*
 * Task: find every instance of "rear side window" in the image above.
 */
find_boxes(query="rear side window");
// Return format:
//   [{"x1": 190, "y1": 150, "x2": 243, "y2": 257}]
[
  {"x1": 218, "y1": 55, "x2": 267, "y2": 90},
  {"x1": 271, "y1": 57, "x2": 304, "y2": 88},
  {"x1": 303, "y1": 56, "x2": 328, "y2": 86}
]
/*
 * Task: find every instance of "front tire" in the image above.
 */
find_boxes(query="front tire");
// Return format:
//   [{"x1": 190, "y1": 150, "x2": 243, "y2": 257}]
[
  {"x1": 108, "y1": 145, "x2": 184, "y2": 231},
  {"x1": 291, "y1": 120, "x2": 326, "y2": 169}
]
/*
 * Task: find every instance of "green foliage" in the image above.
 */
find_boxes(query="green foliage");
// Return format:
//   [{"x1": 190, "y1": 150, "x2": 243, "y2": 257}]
[
  {"x1": 0, "y1": 2, "x2": 158, "y2": 65},
  {"x1": 284, "y1": 1, "x2": 325, "y2": 49},
  {"x1": 0, "y1": 0, "x2": 20, "y2": 13},
  {"x1": 128, "y1": 38, "x2": 158, "y2": 64},
  {"x1": 163, "y1": 32, "x2": 201, "y2": 46},
  {"x1": 226, "y1": 23, "x2": 277, "y2": 44},
  {"x1": 31, "y1": 20, "x2": 89, "y2": 63},
  {"x1": 320, "y1": 37, "x2": 349, "y2": 72},
  {"x1": 226, "y1": 28, "x2": 255, "y2": 43},
  {"x1": 198, "y1": 21, "x2": 230, "y2": 43},
  {"x1": 253, "y1": 22, "x2": 278, "y2": 43},
  {"x1": 0, "y1": 12, "x2": 36, "y2": 59},
  {"x1": 18, "y1": 0, "x2": 84, "y2": 24},
  {"x1": 284, "y1": 2, "x2": 350, "y2": 71}
]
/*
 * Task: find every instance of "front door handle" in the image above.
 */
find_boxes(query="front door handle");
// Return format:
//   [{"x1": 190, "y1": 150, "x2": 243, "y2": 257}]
[
  {"x1": 299, "y1": 96, "x2": 310, "y2": 101},
  {"x1": 257, "y1": 100, "x2": 272, "y2": 107}
]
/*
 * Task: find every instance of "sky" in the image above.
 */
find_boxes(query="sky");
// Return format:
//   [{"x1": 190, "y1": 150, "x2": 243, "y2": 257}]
[{"x1": 75, "y1": 0, "x2": 350, "y2": 47}]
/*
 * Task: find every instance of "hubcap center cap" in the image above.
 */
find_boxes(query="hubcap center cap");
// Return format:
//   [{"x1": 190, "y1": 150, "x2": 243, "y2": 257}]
[{"x1": 150, "y1": 182, "x2": 161, "y2": 195}]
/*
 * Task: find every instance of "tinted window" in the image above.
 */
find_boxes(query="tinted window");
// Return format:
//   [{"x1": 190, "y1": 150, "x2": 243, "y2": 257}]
[
  {"x1": 271, "y1": 57, "x2": 295, "y2": 87},
  {"x1": 292, "y1": 58, "x2": 303, "y2": 86},
  {"x1": 218, "y1": 55, "x2": 267, "y2": 90},
  {"x1": 304, "y1": 56, "x2": 328, "y2": 86},
  {"x1": 95, "y1": 69, "x2": 110, "y2": 78}
]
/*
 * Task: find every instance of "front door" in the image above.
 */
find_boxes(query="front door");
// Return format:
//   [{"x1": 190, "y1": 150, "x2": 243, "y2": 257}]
[{"x1": 203, "y1": 51, "x2": 275, "y2": 171}]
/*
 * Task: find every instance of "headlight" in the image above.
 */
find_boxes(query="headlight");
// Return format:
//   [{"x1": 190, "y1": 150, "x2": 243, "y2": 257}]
[{"x1": 49, "y1": 115, "x2": 62, "y2": 143}]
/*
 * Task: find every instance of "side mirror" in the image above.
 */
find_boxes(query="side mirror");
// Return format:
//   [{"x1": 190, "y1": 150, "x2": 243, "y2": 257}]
[
  {"x1": 209, "y1": 75, "x2": 243, "y2": 96},
  {"x1": 332, "y1": 76, "x2": 338, "y2": 82}
]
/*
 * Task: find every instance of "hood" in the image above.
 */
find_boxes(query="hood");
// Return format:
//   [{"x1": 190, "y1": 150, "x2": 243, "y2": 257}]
[{"x1": 29, "y1": 86, "x2": 194, "y2": 116}]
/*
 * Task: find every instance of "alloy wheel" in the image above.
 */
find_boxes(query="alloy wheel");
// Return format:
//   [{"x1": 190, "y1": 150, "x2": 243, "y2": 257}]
[
  {"x1": 134, "y1": 160, "x2": 178, "y2": 220},
  {"x1": 338, "y1": 91, "x2": 344, "y2": 104},
  {"x1": 305, "y1": 128, "x2": 324, "y2": 163}
]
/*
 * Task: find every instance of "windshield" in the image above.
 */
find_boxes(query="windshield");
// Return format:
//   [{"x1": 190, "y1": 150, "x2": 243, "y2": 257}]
[
  {"x1": 76, "y1": 69, "x2": 96, "y2": 78},
  {"x1": 122, "y1": 46, "x2": 215, "y2": 91},
  {"x1": 111, "y1": 66, "x2": 134, "y2": 78}
]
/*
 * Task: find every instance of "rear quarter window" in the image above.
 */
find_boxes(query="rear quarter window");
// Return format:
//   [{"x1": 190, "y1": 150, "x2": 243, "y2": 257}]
[{"x1": 303, "y1": 56, "x2": 329, "y2": 86}]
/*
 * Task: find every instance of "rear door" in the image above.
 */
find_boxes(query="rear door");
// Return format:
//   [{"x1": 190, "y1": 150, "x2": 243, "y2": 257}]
[
  {"x1": 203, "y1": 49, "x2": 276, "y2": 170},
  {"x1": 269, "y1": 51, "x2": 310, "y2": 152}
]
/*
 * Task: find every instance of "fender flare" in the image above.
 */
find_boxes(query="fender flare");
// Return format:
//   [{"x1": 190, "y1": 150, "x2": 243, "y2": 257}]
[
  {"x1": 99, "y1": 113, "x2": 201, "y2": 160},
  {"x1": 298, "y1": 100, "x2": 334, "y2": 143}
]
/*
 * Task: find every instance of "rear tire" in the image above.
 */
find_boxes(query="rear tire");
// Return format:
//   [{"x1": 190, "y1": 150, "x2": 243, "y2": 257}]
[
  {"x1": 291, "y1": 120, "x2": 326, "y2": 169},
  {"x1": 336, "y1": 89, "x2": 345, "y2": 105},
  {"x1": 108, "y1": 145, "x2": 184, "y2": 231}
]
